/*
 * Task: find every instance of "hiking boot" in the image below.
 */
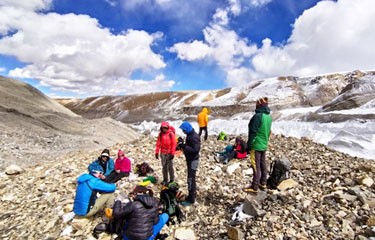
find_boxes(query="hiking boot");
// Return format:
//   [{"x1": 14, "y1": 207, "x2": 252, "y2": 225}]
[
  {"x1": 259, "y1": 184, "x2": 267, "y2": 191},
  {"x1": 180, "y1": 201, "x2": 193, "y2": 206},
  {"x1": 243, "y1": 187, "x2": 258, "y2": 194}
]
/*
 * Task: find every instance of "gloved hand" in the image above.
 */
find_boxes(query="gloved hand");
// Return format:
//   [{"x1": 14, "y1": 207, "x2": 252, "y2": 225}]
[
  {"x1": 155, "y1": 153, "x2": 159, "y2": 159},
  {"x1": 178, "y1": 143, "x2": 185, "y2": 151}
]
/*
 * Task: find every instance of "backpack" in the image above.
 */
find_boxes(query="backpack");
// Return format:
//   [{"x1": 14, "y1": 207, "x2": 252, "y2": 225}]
[
  {"x1": 159, "y1": 182, "x2": 184, "y2": 225},
  {"x1": 266, "y1": 158, "x2": 291, "y2": 189},
  {"x1": 92, "y1": 215, "x2": 126, "y2": 239},
  {"x1": 135, "y1": 162, "x2": 154, "y2": 177},
  {"x1": 217, "y1": 131, "x2": 227, "y2": 141}
]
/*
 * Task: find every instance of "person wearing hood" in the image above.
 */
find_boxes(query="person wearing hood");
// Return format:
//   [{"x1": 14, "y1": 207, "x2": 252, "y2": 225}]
[
  {"x1": 88, "y1": 149, "x2": 115, "y2": 181},
  {"x1": 179, "y1": 121, "x2": 201, "y2": 206},
  {"x1": 73, "y1": 172, "x2": 116, "y2": 217},
  {"x1": 197, "y1": 107, "x2": 209, "y2": 141},
  {"x1": 155, "y1": 122, "x2": 176, "y2": 186},
  {"x1": 104, "y1": 149, "x2": 132, "y2": 183},
  {"x1": 243, "y1": 97, "x2": 272, "y2": 194},
  {"x1": 112, "y1": 186, "x2": 169, "y2": 240}
]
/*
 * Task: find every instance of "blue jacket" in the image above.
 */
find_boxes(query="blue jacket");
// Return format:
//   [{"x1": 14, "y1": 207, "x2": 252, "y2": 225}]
[
  {"x1": 73, "y1": 173, "x2": 116, "y2": 216},
  {"x1": 88, "y1": 158, "x2": 115, "y2": 177}
]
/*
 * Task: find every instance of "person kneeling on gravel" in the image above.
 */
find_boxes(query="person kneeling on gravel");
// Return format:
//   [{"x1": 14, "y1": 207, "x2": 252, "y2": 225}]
[{"x1": 73, "y1": 171, "x2": 116, "y2": 217}]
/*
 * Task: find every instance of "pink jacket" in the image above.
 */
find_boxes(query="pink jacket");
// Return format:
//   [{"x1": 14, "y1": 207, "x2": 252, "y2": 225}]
[{"x1": 115, "y1": 150, "x2": 131, "y2": 173}]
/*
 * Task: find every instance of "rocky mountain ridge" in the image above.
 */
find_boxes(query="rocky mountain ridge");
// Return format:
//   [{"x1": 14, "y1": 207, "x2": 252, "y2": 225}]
[{"x1": 56, "y1": 70, "x2": 375, "y2": 123}]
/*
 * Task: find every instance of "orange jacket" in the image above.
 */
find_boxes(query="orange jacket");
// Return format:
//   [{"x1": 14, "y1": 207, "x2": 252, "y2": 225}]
[
  {"x1": 155, "y1": 122, "x2": 176, "y2": 155},
  {"x1": 197, "y1": 108, "x2": 209, "y2": 127}
]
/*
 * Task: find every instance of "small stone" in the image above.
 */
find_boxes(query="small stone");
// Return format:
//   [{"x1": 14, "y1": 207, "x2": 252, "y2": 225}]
[
  {"x1": 227, "y1": 226, "x2": 244, "y2": 240},
  {"x1": 5, "y1": 165, "x2": 23, "y2": 175}
]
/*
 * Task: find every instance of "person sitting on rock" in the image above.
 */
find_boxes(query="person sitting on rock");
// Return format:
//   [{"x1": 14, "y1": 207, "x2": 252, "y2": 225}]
[
  {"x1": 221, "y1": 137, "x2": 247, "y2": 164},
  {"x1": 112, "y1": 186, "x2": 169, "y2": 240},
  {"x1": 88, "y1": 149, "x2": 115, "y2": 181},
  {"x1": 73, "y1": 172, "x2": 116, "y2": 217},
  {"x1": 104, "y1": 149, "x2": 131, "y2": 183}
]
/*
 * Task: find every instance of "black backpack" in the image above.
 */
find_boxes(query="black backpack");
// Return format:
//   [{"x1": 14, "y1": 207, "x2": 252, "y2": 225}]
[
  {"x1": 266, "y1": 158, "x2": 291, "y2": 189},
  {"x1": 92, "y1": 216, "x2": 126, "y2": 239},
  {"x1": 159, "y1": 182, "x2": 184, "y2": 225},
  {"x1": 135, "y1": 162, "x2": 154, "y2": 176}
]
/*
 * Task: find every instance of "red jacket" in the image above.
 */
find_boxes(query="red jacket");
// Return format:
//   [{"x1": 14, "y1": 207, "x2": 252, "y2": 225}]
[
  {"x1": 155, "y1": 122, "x2": 176, "y2": 155},
  {"x1": 235, "y1": 138, "x2": 247, "y2": 159}
]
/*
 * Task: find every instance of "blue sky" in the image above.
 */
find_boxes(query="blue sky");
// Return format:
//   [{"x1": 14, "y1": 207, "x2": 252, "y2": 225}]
[{"x1": 0, "y1": 0, "x2": 374, "y2": 97}]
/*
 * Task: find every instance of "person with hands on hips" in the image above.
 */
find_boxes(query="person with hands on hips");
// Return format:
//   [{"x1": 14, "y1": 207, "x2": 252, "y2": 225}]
[{"x1": 155, "y1": 122, "x2": 176, "y2": 186}]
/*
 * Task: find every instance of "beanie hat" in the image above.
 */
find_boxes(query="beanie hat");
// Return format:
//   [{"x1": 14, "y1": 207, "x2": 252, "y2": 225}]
[
  {"x1": 101, "y1": 148, "x2": 110, "y2": 157},
  {"x1": 256, "y1": 97, "x2": 268, "y2": 108}
]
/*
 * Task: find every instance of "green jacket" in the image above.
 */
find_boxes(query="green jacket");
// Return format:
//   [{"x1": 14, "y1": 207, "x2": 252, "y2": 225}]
[{"x1": 247, "y1": 106, "x2": 272, "y2": 151}]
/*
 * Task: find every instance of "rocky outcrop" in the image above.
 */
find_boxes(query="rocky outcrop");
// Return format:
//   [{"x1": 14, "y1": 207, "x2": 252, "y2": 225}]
[{"x1": 0, "y1": 135, "x2": 374, "y2": 239}]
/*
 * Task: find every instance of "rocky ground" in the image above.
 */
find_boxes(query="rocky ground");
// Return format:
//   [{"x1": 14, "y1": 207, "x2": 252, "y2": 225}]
[{"x1": 0, "y1": 134, "x2": 374, "y2": 240}]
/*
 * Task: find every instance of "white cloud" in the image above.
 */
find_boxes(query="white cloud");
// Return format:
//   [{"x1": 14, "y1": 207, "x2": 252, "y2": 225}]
[
  {"x1": 172, "y1": 0, "x2": 375, "y2": 87},
  {"x1": 0, "y1": 0, "x2": 52, "y2": 11},
  {"x1": 0, "y1": 1, "x2": 173, "y2": 96},
  {"x1": 104, "y1": 0, "x2": 117, "y2": 7},
  {"x1": 169, "y1": 40, "x2": 212, "y2": 61},
  {"x1": 248, "y1": 0, "x2": 272, "y2": 7},
  {"x1": 226, "y1": 67, "x2": 259, "y2": 86},
  {"x1": 170, "y1": 2, "x2": 257, "y2": 86},
  {"x1": 251, "y1": 0, "x2": 375, "y2": 77},
  {"x1": 0, "y1": 67, "x2": 6, "y2": 73}
]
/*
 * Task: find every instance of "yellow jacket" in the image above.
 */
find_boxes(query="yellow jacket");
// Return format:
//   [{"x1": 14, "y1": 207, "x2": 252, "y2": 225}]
[{"x1": 197, "y1": 108, "x2": 209, "y2": 127}]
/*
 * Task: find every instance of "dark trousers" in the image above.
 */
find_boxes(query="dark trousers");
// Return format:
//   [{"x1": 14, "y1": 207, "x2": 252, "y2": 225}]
[
  {"x1": 104, "y1": 171, "x2": 129, "y2": 183},
  {"x1": 186, "y1": 159, "x2": 199, "y2": 203},
  {"x1": 250, "y1": 150, "x2": 267, "y2": 190},
  {"x1": 161, "y1": 153, "x2": 174, "y2": 183},
  {"x1": 198, "y1": 126, "x2": 208, "y2": 141}
]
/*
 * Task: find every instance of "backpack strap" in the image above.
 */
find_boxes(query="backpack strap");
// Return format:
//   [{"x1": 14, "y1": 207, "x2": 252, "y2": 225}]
[{"x1": 269, "y1": 160, "x2": 276, "y2": 173}]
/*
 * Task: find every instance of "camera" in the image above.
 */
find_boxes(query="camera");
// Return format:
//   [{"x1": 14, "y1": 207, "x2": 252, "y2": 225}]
[{"x1": 176, "y1": 137, "x2": 185, "y2": 151}]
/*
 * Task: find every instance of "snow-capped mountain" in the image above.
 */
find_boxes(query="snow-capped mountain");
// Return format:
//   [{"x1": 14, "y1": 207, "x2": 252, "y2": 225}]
[{"x1": 57, "y1": 70, "x2": 375, "y2": 160}]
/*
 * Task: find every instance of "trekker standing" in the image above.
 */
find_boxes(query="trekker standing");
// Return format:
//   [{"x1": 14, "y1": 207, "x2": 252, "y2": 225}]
[
  {"x1": 88, "y1": 149, "x2": 115, "y2": 181},
  {"x1": 104, "y1": 149, "x2": 131, "y2": 183},
  {"x1": 73, "y1": 172, "x2": 116, "y2": 217},
  {"x1": 197, "y1": 107, "x2": 209, "y2": 141},
  {"x1": 179, "y1": 121, "x2": 201, "y2": 206},
  {"x1": 155, "y1": 122, "x2": 176, "y2": 186},
  {"x1": 243, "y1": 97, "x2": 272, "y2": 194}
]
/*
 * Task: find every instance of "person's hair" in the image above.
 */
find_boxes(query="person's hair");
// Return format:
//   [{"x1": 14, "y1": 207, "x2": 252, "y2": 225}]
[{"x1": 131, "y1": 185, "x2": 154, "y2": 197}]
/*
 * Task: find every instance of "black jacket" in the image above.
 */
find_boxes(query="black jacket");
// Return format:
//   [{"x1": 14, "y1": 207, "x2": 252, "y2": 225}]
[
  {"x1": 113, "y1": 195, "x2": 159, "y2": 240},
  {"x1": 184, "y1": 129, "x2": 201, "y2": 161}
]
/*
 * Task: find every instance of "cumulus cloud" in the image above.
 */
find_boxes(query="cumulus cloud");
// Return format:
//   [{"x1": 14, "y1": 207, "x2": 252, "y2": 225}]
[
  {"x1": 171, "y1": 0, "x2": 375, "y2": 87},
  {"x1": 0, "y1": 0, "x2": 173, "y2": 96},
  {"x1": 170, "y1": 1, "x2": 257, "y2": 85},
  {"x1": 252, "y1": 0, "x2": 375, "y2": 77}
]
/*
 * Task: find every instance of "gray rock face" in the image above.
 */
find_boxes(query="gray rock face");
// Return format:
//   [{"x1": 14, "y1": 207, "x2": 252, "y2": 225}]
[
  {"x1": 0, "y1": 76, "x2": 140, "y2": 171},
  {"x1": 0, "y1": 134, "x2": 374, "y2": 239}
]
